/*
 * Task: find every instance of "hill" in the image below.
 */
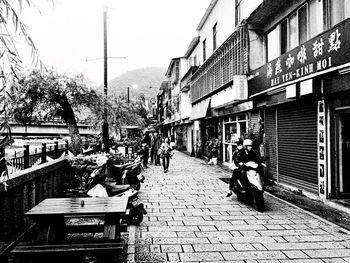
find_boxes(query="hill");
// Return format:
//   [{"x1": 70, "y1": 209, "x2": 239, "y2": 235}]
[{"x1": 103, "y1": 67, "x2": 166, "y2": 100}]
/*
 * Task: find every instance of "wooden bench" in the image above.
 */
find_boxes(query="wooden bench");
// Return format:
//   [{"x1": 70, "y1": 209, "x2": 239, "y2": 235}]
[{"x1": 11, "y1": 241, "x2": 124, "y2": 255}]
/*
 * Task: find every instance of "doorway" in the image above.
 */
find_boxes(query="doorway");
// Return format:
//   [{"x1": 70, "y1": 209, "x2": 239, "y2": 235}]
[{"x1": 338, "y1": 112, "x2": 350, "y2": 196}]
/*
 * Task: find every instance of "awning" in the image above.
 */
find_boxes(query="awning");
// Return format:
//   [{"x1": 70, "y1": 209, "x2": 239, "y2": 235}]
[{"x1": 189, "y1": 99, "x2": 211, "y2": 121}]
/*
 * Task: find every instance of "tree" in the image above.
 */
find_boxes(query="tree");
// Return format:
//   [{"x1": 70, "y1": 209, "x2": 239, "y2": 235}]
[
  {"x1": 0, "y1": 0, "x2": 45, "y2": 188},
  {"x1": 11, "y1": 70, "x2": 102, "y2": 155}
]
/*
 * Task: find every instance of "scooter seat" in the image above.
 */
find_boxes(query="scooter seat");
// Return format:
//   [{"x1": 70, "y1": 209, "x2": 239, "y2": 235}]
[
  {"x1": 105, "y1": 183, "x2": 131, "y2": 196},
  {"x1": 112, "y1": 163, "x2": 134, "y2": 172}
]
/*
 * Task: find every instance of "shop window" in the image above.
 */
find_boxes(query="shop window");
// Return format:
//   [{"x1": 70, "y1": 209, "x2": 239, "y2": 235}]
[
  {"x1": 329, "y1": 0, "x2": 350, "y2": 27},
  {"x1": 309, "y1": 0, "x2": 323, "y2": 38},
  {"x1": 289, "y1": 12, "x2": 298, "y2": 50},
  {"x1": 266, "y1": 0, "x2": 325, "y2": 62},
  {"x1": 298, "y1": 4, "x2": 308, "y2": 44},
  {"x1": 267, "y1": 27, "x2": 280, "y2": 61}
]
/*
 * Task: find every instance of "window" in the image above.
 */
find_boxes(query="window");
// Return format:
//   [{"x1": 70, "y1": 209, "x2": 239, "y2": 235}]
[
  {"x1": 235, "y1": 0, "x2": 242, "y2": 26},
  {"x1": 329, "y1": 0, "x2": 350, "y2": 27},
  {"x1": 193, "y1": 55, "x2": 197, "y2": 66},
  {"x1": 266, "y1": 0, "x2": 326, "y2": 62},
  {"x1": 267, "y1": 27, "x2": 280, "y2": 61},
  {"x1": 203, "y1": 39, "x2": 206, "y2": 61},
  {"x1": 213, "y1": 23, "x2": 217, "y2": 51},
  {"x1": 289, "y1": 12, "x2": 298, "y2": 50},
  {"x1": 298, "y1": 4, "x2": 308, "y2": 44}
]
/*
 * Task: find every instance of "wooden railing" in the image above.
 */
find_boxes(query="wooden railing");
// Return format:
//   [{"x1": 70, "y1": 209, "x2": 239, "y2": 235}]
[
  {"x1": 7, "y1": 141, "x2": 69, "y2": 173},
  {"x1": 0, "y1": 158, "x2": 70, "y2": 244}
]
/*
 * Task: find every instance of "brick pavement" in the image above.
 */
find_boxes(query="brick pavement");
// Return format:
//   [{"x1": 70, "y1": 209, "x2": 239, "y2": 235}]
[{"x1": 132, "y1": 150, "x2": 350, "y2": 263}]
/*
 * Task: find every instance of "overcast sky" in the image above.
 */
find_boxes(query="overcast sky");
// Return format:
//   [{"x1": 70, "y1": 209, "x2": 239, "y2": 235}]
[{"x1": 20, "y1": 0, "x2": 212, "y2": 86}]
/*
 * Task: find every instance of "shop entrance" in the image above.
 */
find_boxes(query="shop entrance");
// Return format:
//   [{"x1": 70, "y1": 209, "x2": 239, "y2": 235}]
[{"x1": 339, "y1": 112, "x2": 350, "y2": 196}]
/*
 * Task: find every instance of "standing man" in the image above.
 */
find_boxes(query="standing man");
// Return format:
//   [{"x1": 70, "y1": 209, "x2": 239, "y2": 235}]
[
  {"x1": 141, "y1": 131, "x2": 151, "y2": 168},
  {"x1": 150, "y1": 132, "x2": 155, "y2": 164},
  {"x1": 153, "y1": 132, "x2": 161, "y2": 165}
]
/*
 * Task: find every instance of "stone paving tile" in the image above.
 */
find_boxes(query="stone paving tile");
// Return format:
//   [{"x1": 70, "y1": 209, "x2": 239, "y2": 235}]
[
  {"x1": 282, "y1": 250, "x2": 310, "y2": 259},
  {"x1": 192, "y1": 243, "x2": 235, "y2": 252},
  {"x1": 135, "y1": 151, "x2": 350, "y2": 262},
  {"x1": 222, "y1": 250, "x2": 288, "y2": 260},
  {"x1": 179, "y1": 252, "x2": 224, "y2": 261}
]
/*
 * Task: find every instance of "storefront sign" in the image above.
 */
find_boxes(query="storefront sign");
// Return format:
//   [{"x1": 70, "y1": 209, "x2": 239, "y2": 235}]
[
  {"x1": 318, "y1": 100, "x2": 327, "y2": 198},
  {"x1": 216, "y1": 101, "x2": 253, "y2": 117},
  {"x1": 249, "y1": 18, "x2": 350, "y2": 96}
]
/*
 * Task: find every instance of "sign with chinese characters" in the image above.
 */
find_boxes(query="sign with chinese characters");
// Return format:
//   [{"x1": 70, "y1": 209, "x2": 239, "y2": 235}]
[
  {"x1": 249, "y1": 18, "x2": 350, "y2": 96},
  {"x1": 318, "y1": 100, "x2": 327, "y2": 198}
]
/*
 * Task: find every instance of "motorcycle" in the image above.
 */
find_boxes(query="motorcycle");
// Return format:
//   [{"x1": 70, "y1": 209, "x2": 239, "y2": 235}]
[
  {"x1": 87, "y1": 166, "x2": 147, "y2": 225},
  {"x1": 233, "y1": 161, "x2": 266, "y2": 212},
  {"x1": 108, "y1": 155, "x2": 144, "y2": 190}
]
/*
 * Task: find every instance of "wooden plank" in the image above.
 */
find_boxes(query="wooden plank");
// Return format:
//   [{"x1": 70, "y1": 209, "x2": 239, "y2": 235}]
[
  {"x1": 12, "y1": 242, "x2": 124, "y2": 254},
  {"x1": 25, "y1": 197, "x2": 128, "y2": 216},
  {"x1": 104, "y1": 213, "x2": 120, "y2": 240}
]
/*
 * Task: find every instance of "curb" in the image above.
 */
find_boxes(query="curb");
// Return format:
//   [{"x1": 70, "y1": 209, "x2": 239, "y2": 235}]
[
  {"x1": 126, "y1": 225, "x2": 136, "y2": 263},
  {"x1": 265, "y1": 191, "x2": 350, "y2": 235}
]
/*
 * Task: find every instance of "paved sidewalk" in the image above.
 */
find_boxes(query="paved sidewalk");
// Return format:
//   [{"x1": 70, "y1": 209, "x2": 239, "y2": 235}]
[{"x1": 132, "y1": 151, "x2": 350, "y2": 262}]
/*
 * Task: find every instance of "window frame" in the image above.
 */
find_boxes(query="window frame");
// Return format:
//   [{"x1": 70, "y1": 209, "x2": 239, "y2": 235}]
[
  {"x1": 203, "y1": 38, "x2": 207, "y2": 62},
  {"x1": 213, "y1": 22, "x2": 217, "y2": 51}
]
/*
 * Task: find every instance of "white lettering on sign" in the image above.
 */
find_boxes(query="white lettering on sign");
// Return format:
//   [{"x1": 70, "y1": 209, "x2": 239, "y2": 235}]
[
  {"x1": 286, "y1": 54, "x2": 295, "y2": 69},
  {"x1": 328, "y1": 29, "x2": 341, "y2": 52},
  {"x1": 316, "y1": 57, "x2": 332, "y2": 71},
  {"x1": 267, "y1": 63, "x2": 273, "y2": 78},
  {"x1": 297, "y1": 45, "x2": 307, "y2": 64},
  {"x1": 313, "y1": 38, "x2": 324, "y2": 58},
  {"x1": 275, "y1": 58, "x2": 282, "y2": 75}
]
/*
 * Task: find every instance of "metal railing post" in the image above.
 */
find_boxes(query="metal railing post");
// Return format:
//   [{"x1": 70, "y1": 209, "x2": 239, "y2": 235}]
[
  {"x1": 42, "y1": 143, "x2": 47, "y2": 163},
  {"x1": 24, "y1": 145, "x2": 30, "y2": 169}
]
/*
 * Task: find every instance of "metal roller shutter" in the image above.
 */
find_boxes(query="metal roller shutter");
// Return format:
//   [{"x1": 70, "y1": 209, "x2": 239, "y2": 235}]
[
  {"x1": 277, "y1": 101, "x2": 318, "y2": 193},
  {"x1": 265, "y1": 108, "x2": 277, "y2": 180}
]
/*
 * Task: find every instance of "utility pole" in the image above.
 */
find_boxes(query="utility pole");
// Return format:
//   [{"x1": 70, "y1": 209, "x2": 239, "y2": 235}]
[
  {"x1": 102, "y1": 6, "x2": 109, "y2": 153},
  {"x1": 127, "y1": 87, "x2": 130, "y2": 104}
]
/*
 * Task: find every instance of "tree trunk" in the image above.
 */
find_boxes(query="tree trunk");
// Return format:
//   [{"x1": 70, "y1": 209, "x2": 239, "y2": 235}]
[{"x1": 58, "y1": 100, "x2": 82, "y2": 156}]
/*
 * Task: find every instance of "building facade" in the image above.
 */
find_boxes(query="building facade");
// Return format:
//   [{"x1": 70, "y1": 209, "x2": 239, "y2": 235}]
[{"x1": 247, "y1": 0, "x2": 350, "y2": 198}]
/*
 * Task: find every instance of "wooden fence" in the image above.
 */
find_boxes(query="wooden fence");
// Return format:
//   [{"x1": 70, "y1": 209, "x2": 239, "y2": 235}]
[{"x1": 0, "y1": 158, "x2": 70, "y2": 247}]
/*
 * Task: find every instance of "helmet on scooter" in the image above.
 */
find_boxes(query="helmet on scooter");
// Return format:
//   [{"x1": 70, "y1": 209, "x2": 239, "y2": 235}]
[{"x1": 243, "y1": 139, "x2": 253, "y2": 147}]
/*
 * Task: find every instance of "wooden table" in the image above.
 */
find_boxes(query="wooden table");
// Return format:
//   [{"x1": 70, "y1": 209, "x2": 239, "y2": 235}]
[{"x1": 25, "y1": 197, "x2": 128, "y2": 242}]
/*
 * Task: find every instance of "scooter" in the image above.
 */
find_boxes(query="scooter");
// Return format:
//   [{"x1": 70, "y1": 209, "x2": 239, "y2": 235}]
[
  {"x1": 108, "y1": 155, "x2": 144, "y2": 190},
  {"x1": 87, "y1": 167, "x2": 147, "y2": 225},
  {"x1": 233, "y1": 161, "x2": 266, "y2": 212}
]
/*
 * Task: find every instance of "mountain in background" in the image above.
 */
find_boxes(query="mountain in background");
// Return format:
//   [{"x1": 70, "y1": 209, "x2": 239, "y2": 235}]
[{"x1": 101, "y1": 67, "x2": 166, "y2": 100}]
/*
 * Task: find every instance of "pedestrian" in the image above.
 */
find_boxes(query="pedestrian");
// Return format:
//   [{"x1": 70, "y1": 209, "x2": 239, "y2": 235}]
[
  {"x1": 150, "y1": 132, "x2": 155, "y2": 164},
  {"x1": 153, "y1": 132, "x2": 161, "y2": 165},
  {"x1": 170, "y1": 134, "x2": 176, "y2": 150},
  {"x1": 160, "y1": 137, "x2": 172, "y2": 173},
  {"x1": 141, "y1": 130, "x2": 151, "y2": 168},
  {"x1": 227, "y1": 138, "x2": 243, "y2": 197}
]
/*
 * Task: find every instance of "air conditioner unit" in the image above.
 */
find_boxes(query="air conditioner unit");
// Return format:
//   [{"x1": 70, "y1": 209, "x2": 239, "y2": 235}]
[{"x1": 232, "y1": 75, "x2": 248, "y2": 100}]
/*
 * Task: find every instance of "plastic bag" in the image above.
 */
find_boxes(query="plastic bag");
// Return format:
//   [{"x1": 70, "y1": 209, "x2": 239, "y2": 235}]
[{"x1": 87, "y1": 184, "x2": 108, "y2": 197}]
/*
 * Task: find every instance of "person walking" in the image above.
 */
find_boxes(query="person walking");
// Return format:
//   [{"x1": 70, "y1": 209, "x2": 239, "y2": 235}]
[
  {"x1": 153, "y1": 132, "x2": 161, "y2": 165},
  {"x1": 150, "y1": 132, "x2": 155, "y2": 164},
  {"x1": 141, "y1": 131, "x2": 151, "y2": 168},
  {"x1": 160, "y1": 137, "x2": 172, "y2": 173}
]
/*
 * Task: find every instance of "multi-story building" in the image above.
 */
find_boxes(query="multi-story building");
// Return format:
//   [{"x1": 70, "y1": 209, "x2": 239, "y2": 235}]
[
  {"x1": 188, "y1": 0, "x2": 262, "y2": 163},
  {"x1": 246, "y1": 0, "x2": 350, "y2": 199}
]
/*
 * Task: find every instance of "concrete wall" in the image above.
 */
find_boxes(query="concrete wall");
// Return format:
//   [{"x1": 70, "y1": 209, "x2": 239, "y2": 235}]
[{"x1": 197, "y1": 0, "x2": 235, "y2": 64}]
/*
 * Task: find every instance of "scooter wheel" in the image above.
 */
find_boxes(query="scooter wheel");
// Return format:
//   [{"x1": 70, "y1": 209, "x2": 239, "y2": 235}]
[
  {"x1": 252, "y1": 189, "x2": 265, "y2": 212},
  {"x1": 129, "y1": 208, "x2": 144, "y2": 225}
]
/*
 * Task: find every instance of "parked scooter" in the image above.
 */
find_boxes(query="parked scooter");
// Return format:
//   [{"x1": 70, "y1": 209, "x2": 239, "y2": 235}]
[
  {"x1": 87, "y1": 165, "x2": 147, "y2": 225},
  {"x1": 108, "y1": 155, "x2": 145, "y2": 190},
  {"x1": 233, "y1": 161, "x2": 266, "y2": 212}
]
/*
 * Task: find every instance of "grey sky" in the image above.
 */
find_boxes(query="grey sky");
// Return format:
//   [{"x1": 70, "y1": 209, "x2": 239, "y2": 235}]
[{"x1": 21, "y1": 0, "x2": 212, "y2": 86}]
